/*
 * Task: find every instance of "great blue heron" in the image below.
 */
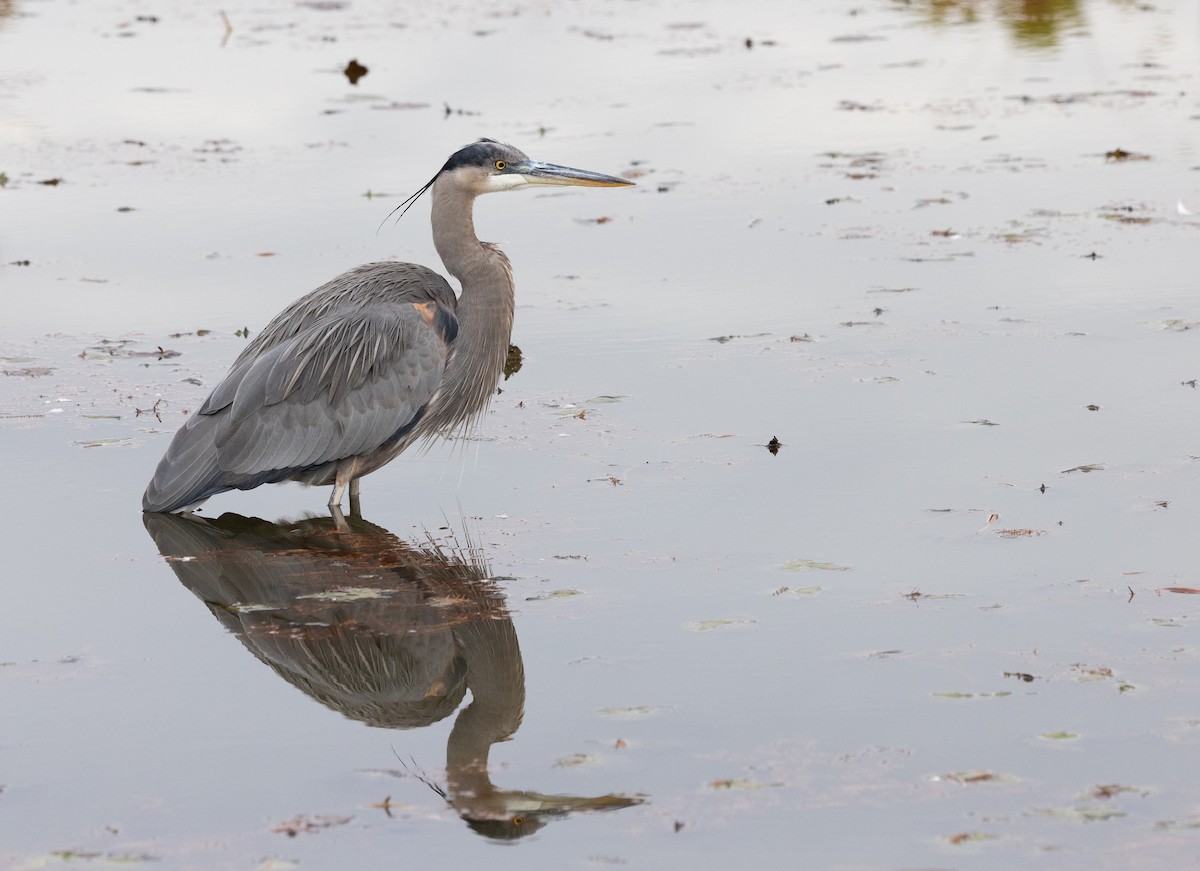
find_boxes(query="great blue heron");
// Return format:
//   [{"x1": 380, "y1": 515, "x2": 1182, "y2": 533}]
[{"x1": 143, "y1": 139, "x2": 632, "y2": 513}]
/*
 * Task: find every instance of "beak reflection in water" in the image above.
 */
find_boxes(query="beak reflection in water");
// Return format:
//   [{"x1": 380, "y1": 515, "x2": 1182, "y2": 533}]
[{"x1": 144, "y1": 511, "x2": 645, "y2": 838}]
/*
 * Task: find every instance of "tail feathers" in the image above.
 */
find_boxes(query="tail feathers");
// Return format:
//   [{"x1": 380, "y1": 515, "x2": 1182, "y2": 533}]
[
  {"x1": 143, "y1": 413, "x2": 331, "y2": 512},
  {"x1": 143, "y1": 414, "x2": 233, "y2": 513}
]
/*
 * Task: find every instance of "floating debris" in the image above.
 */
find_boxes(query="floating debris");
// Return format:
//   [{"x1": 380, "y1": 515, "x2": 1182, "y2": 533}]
[
  {"x1": 1039, "y1": 731, "x2": 1080, "y2": 741},
  {"x1": 782, "y1": 559, "x2": 850, "y2": 572},
  {"x1": 708, "y1": 778, "x2": 783, "y2": 790},
  {"x1": 904, "y1": 589, "x2": 964, "y2": 601},
  {"x1": 597, "y1": 706, "x2": 667, "y2": 720},
  {"x1": 344, "y1": 58, "x2": 368, "y2": 84},
  {"x1": 1086, "y1": 784, "x2": 1149, "y2": 800},
  {"x1": 74, "y1": 438, "x2": 135, "y2": 449},
  {"x1": 686, "y1": 618, "x2": 755, "y2": 632},
  {"x1": 708, "y1": 332, "x2": 770, "y2": 343},
  {"x1": 1035, "y1": 804, "x2": 1124, "y2": 822},
  {"x1": 1104, "y1": 147, "x2": 1150, "y2": 162},
  {"x1": 946, "y1": 832, "x2": 999, "y2": 845},
  {"x1": 525, "y1": 588, "x2": 584, "y2": 601},
  {"x1": 271, "y1": 814, "x2": 353, "y2": 836},
  {"x1": 940, "y1": 770, "x2": 1014, "y2": 785},
  {"x1": 2, "y1": 367, "x2": 53, "y2": 377},
  {"x1": 554, "y1": 753, "x2": 597, "y2": 768},
  {"x1": 49, "y1": 851, "x2": 159, "y2": 863},
  {"x1": 772, "y1": 585, "x2": 822, "y2": 598}
]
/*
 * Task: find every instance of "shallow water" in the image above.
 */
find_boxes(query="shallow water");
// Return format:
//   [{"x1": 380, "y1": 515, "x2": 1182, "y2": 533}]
[{"x1": 4, "y1": 0, "x2": 1200, "y2": 868}]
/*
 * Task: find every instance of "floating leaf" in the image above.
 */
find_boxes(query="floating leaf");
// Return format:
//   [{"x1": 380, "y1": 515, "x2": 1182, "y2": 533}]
[
  {"x1": 1086, "y1": 784, "x2": 1148, "y2": 800},
  {"x1": 708, "y1": 778, "x2": 783, "y2": 790},
  {"x1": 1072, "y1": 666, "x2": 1113, "y2": 682},
  {"x1": 1161, "y1": 586, "x2": 1200, "y2": 595},
  {"x1": 709, "y1": 333, "x2": 770, "y2": 344},
  {"x1": 49, "y1": 851, "x2": 159, "y2": 863},
  {"x1": 905, "y1": 590, "x2": 964, "y2": 601},
  {"x1": 782, "y1": 560, "x2": 850, "y2": 572},
  {"x1": 597, "y1": 706, "x2": 667, "y2": 720},
  {"x1": 1039, "y1": 731, "x2": 1080, "y2": 741},
  {"x1": 686, "y1": 618, "x2": 755, "y2": 632},
  {"x1": 74, "y1": 438, "x2": 135, "y2": 449},
  {"x1": 941, "y1": 770, "x2": 1015, "y2": 784},
  {"x1": 271, "y1": 814, "x2": 353, "y2": 836},
  {"x1": 772, "y1": 585, "x2": 823, "y2": 598},
  {"x1": 554, "y1": 753, "x2": 596, "y2": 768},
  {"x1": 1104, "y1": 148, "x2": 1150, "y2": 162},
  {"x1": 526, "y1": 588, "x2": 583, "y2": 601},
  {"x1": 946, "y1": 831, "x2": 999, "y2": 845},
  {"x1": 1035, "y1": 804, "x2": 1124, "y2": 822},
  {"x1": 1061, "y1": 463, "x2": 1104, "y2": 474}
]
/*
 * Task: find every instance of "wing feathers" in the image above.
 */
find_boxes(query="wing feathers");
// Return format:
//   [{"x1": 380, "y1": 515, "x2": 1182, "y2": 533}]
[
  {"x1": 215, "y1": 303, "x2": 449, "y2": 476},
  {"x1": 144, "y1": 261, "x2": 459, "y2": 512}
]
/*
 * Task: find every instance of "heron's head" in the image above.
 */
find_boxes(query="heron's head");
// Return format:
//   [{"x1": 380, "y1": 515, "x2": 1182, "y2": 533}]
[
  {"x1": 386, "y1": 139, "x2": 632, "y2": 225},
  {"x1": 437, "y1": 138, "x2": 634, "y2": 195}
]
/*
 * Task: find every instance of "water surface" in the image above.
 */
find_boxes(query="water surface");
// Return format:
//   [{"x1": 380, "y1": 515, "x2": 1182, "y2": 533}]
[{"x1": 3, "y1": 1, "x2": 1200, "y2": 868}]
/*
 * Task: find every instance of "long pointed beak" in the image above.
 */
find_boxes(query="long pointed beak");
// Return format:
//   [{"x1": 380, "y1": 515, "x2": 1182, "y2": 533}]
[{"x1": 514, "y1": 160, "x2": 634, "y2": 188}]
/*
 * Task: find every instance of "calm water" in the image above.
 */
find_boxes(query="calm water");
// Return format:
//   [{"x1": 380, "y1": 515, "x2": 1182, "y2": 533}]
[{"x1": 3, "y1": 0, "x2": 1200, "y2": 868}]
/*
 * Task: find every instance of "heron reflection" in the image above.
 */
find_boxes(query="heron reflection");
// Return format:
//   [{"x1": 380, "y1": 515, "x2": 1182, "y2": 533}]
[{"x1": 143, "y1": 511, "x2": 643, "y2": 838}]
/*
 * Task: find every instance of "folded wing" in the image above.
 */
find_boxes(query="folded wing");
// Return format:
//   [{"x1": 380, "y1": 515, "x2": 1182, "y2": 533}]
[{"x1": 143, "y1": 301, "x2": 454, "y2": 512}]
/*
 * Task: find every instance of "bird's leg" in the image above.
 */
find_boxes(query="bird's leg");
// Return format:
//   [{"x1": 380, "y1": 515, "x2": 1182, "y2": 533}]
[
  {"x1": 348, "y1": 478, "x2": 362, "y2": 518},
  {"x1": 329, "y1": 503, "x2": 350, "y2": 533},
  {"x1": 329, "y1": 464, "x2": 352, "y2": 510}
]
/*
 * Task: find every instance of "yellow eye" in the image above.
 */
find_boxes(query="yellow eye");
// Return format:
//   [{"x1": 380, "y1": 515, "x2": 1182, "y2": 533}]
[
  {"x1": 495, "y1": 160, "x2": 506, "y2": 170},
  {"x1": 511, "y1": 815, "x2": 524, "y2": 826}
]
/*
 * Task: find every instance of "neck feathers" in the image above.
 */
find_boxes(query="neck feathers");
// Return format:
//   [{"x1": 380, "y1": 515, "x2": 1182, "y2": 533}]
[{"x1": 425, "y1": 177, "x2": 518, "y2": 438}]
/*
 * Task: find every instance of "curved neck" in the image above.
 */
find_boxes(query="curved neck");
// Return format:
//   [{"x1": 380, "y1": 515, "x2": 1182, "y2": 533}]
[
  {"x1": 431, "y1": 179, "x2": 511, "y2": 293},
  {"x1": 424, "y1": 178, "x2": 517, "y2": 435},
  {"x1": 444, "y1": 618, "x2": 525, "y2": 812}
]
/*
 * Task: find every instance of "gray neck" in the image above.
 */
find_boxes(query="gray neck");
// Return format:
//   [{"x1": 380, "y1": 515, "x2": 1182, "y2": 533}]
[
  {"x1": 426, "y1": 178, "x2": 517, "y2": 436},
  {"x1": 444, "y1": 617, "x2": 525, "y2": 814}
]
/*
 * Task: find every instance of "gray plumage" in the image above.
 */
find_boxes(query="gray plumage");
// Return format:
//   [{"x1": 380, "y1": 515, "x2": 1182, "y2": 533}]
[{"x1": 143, "y1": 140, "x2": 632, "y2": 513}]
